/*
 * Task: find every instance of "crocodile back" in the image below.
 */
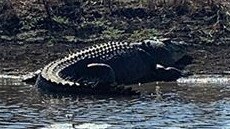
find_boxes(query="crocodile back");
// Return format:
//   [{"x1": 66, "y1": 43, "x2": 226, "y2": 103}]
[
  {"x1": 40, "y1": 41, "x2": 151, "y2": 86},
  {"x1": 38, "y1": 39, "x2": 186, "y2": 88}
]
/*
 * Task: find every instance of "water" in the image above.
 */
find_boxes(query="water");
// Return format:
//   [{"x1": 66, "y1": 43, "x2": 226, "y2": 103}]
[{"x1": 1, "y1": 75, "x2": 230, "y2": 128}]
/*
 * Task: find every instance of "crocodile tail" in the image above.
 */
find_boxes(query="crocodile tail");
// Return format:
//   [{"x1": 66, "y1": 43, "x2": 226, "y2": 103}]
[
  {"x1": 22, "y1": 69, "x2": 42, "y2": 84},
  {"x1": 35, "y1": 74, "x2": 94, "y2": 94}
]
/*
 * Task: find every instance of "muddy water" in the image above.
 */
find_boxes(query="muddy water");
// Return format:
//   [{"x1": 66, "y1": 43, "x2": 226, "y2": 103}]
[{"x1": 1, "y1": 75, "x2": 230, "y2": 128}]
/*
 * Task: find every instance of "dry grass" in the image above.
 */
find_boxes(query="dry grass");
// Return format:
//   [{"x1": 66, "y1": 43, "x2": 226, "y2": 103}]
[
  {"x1": 7, "y1": 0, "x2": 230, "y2": 12},
  {"x1": 138, "y1": 0, "x2": 230, "y2": 9}
]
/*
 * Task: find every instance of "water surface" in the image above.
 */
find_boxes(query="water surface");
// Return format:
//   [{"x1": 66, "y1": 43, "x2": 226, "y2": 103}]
[{"x1": 0, "y1": 75, "x2": 230, "y2": 128}]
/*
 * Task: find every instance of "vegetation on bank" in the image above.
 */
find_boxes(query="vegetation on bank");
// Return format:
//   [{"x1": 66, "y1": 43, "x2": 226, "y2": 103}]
[{"x1": 0, "y1": 0, "x2": 230, "y2": 45}]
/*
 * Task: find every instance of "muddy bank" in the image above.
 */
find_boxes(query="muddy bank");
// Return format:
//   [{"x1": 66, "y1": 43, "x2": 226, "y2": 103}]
[
  {"x1": 0, "y1": 0, "x2": 230, "y2": 75},
  {"x1": 1, "y1": 41, "x2": 230, "y2": 75},
  {"x1": 185, "y1": 43, "x2": 230, "y2": 74}
]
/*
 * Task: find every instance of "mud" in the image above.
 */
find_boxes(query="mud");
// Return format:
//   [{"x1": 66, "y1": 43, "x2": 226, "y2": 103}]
[
  {"x1": 186, "y1": 44, "x2": 230, "y2": 74},
  {"x1": 1, "y1": 41, "x2": 230, "y2": 75}
]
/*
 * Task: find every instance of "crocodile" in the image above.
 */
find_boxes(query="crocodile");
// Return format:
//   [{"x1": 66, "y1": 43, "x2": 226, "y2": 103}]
[{"x1": 23, "y1": 39, "x2": 189, "y2": 94}]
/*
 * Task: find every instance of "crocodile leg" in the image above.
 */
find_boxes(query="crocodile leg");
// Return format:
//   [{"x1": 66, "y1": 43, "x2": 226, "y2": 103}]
[
  {"x1": 80, "y1": 63, "x2": 116, "y2": 87},
  {"x1": 154, "y1": 64, "x2": 185, "y2": 81}
]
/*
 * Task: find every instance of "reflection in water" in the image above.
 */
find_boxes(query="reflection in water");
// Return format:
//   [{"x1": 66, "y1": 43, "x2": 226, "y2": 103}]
[
  {"x1": 0, "y1": 75, "x2": 230, "y2": 128},
  {"x1": 42, "y1": 123, "x2": 112, "y2": 129},
  {"x1": 128, "y1": 81, "x2": 230, "y2": 103}
]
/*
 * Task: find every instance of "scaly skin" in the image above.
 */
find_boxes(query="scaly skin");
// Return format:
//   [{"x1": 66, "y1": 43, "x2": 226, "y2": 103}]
[{"x1": 27, "y1": 39, "x2": 187, "y2": 94}]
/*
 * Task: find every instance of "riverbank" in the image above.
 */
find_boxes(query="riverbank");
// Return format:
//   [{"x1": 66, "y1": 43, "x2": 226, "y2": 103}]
[
  {"x1": 1, "y1": 41, "x2": 230, "y2": 75},
  {"x1": 1, "y1": 0, "x2": 230, "y2": 75}
]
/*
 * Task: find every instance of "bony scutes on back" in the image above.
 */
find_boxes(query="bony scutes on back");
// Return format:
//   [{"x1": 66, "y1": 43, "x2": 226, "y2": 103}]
[{"x1": 22, "y1": 39, "x2": 190, "y2": 95}]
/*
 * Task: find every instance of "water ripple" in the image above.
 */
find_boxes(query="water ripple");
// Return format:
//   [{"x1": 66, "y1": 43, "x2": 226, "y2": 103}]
[{"x1": 0, "y1": 75, "x2": 230, "y2": 128}]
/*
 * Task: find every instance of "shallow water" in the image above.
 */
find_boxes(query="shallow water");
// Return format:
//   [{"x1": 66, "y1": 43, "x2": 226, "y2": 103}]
[{"x1": 1, "y1": 75, "x2": 230, "y2": 128}]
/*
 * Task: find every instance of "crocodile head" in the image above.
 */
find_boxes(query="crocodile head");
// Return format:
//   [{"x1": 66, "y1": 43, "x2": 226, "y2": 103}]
[
  {"x1": 164, "y1": 40, "x2": 187, "y2": 62},
  {"x1": 142, "y1": 39, "x2": 187, "y2": 66}
]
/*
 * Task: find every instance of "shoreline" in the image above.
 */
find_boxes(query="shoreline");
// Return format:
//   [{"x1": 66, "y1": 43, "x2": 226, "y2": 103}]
[{"x1": 1, "y1": 41, "x2": 230, "y2": 76}]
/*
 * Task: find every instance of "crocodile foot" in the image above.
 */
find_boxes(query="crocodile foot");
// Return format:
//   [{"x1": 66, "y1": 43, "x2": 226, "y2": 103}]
[{"x1": 154, "y1": 64, "x2": 189, "y2": 81}]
